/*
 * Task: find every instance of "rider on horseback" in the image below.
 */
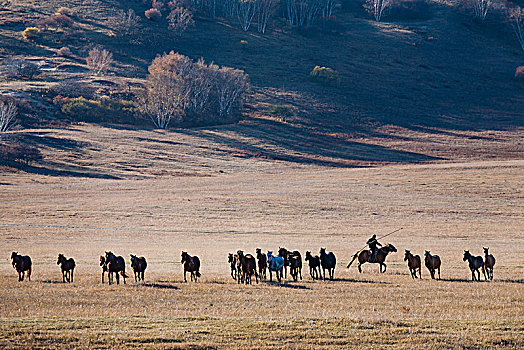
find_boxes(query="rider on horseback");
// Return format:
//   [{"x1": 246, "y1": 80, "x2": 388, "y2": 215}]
[{"x1": 366, "y1": 234, "x2": 382, "y2": 263}]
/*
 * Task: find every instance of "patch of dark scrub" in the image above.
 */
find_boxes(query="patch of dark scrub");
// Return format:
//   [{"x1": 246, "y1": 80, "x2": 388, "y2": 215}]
[{"x1": 141, "y1": 283, "x2": 179, "y2": 290}]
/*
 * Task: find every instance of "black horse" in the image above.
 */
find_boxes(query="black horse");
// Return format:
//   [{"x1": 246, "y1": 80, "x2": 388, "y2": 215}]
[
  {"x1": 319, "y1": 248, "x2": 336, "y2": 280},
  {"x1": 57, "y1": 254, "x2": 76, "y2": 283},
  {"x1": 11, "y1": 252, "x2": 32, "y2": 282},
  {"x1": 130, "y1": 254, "x2": 147, "y2": 282},
  {"x1": 181, "y1": 251, "x2": 201, "y2": 282},
  {"x1": 305, "y1": 251, "x2": 321, "y2": 280},
  {"x1": 105, "y1": 251, "x2": 128, "y2": 285},
  {"x1": 463, "y1": 250, "x2": 484, "y2": 281}
]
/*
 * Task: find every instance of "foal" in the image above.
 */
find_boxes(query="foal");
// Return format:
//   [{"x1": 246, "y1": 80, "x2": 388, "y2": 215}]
[
  {"x1": 463, "y1": 250, "x2": 484, "y2": 281},
  {"x1": 57, "y1": 254, "x2": 76, "y2": 283},
  {"x1": 404, "y1": 250, "x2": 421, "y2": 279},
  {"x1": 228, "y1": 253, "x2": 237, "y2": 280},
  {"x1": 483, "y1": 247, "x2": 495, "y2": 281},
  {"x1": 130, "y1": 254, "x2": 147, "y2": 282},
  {"x1": 304, "y1": 251, "x2": 320, "y2": 280}
]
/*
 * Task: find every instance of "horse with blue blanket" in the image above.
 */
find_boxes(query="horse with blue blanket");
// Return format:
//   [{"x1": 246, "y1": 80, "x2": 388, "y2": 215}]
[{"x1": 267, "y1": 251, "x2": 284, "y2": 283}]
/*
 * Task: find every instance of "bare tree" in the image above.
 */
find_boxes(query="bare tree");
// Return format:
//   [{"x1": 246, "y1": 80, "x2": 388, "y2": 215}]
[
  {"x1": 139, "y1": 73, "x2": 182, "y2": 129},
  {"x1": 111, "y1": 9, "x2": 140, "y2": 37},
  {"x1": 511, "y1": 7, "x2": 524, "y2": 52},
  {"x1": 222, "y1": 0, "x2": 237, "y2": 18},
  {"x1": 86, "y1": 47, "x2": 113, "y2": 75},
  {"x1": 255, "y1": 0, "x2": 276, "y2": 33},
  {"x1": 214, "y1": 66, "x2": 249, "y2": 119},
  {"x1": 322, "y1": 0, "x2": 336, "y2": 17},
  {"x1": 139, "y1": 51, "x2": 194, "y2": 128},
  {"x1": 237, "y1": 0, "x2": 257, "y2": 31},
  {"x1": 365, "y1": 0, "x2": 391, "y2": 22},
  {"x1": 0, "y1": 97, "x2": 17, "y2": 134},
  {"x1": 185, "y1": 58, "x2": 214, "y2": 114},
  {"x1": 167, "y1": 7, "x2": 195, "y2": 36},
  {"x1": 285, "y1": 0, "x2": 322, "y2": 26},
  {"x1": 472, "y1": 0, "x2": 491, "y2": 21}
]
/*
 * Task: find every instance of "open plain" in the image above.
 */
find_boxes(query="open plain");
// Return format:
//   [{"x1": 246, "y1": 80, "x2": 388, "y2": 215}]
[{"x1": 1, "y1": 157, "x2": 523, "y2": 349}]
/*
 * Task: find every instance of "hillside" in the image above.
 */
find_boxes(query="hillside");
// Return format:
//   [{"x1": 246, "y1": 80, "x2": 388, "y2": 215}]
[{"x1": 0, "y1": 0, "x2": 523, "y2": 176}]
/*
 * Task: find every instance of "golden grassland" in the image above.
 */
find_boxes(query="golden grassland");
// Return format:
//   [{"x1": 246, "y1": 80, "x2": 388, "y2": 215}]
[{"x1": 0, "y1": 160, "x2": 523, "y2": 348}]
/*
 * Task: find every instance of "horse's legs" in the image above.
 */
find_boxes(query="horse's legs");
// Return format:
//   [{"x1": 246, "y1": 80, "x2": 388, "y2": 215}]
[
  {"x1": 116, "y1": 272, "x2": 120, "y2": 285},
  {"x1": 71, "y1": 269, "x2": 74, "y2": 283},
  {"x1": 437, "y1": 267, "x2": 440, "y2": 280}
]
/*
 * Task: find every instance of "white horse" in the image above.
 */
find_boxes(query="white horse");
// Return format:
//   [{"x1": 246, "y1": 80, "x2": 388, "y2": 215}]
[{"x1": 267, "y1": 251, "x2": 284, "y2": 283}]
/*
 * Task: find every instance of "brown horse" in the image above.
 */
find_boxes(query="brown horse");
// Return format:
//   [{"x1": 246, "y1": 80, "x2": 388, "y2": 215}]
[
  {"x1": 236, "y1": 250, "x2": 258, "y2": 285},
  {"x1": 404, "y1": 250, "x2": 421, "y2": 279},
  {"x1": 57, "y1": 254, "x2": 75, "y2": 283},
  {"x1": 288, "y1": 251, "x2": 302, "y2": 282},
  {"x1": 278, "y1": 247, "x2": 290, "y2": 278},
  {"x1": 424, "y1": 251, "x2": 441, "y2": 280},
  {"x1": 11, "y1": 252, "x2": 32, "y2": 282},
  {"x1": 181, "y1": 251, "x2": 201, "y2": 282},
  {"x1": 256, "y1": 248, "x2": 267, "y2": 280},
  {"x1": 130, "y1": 254, "x2": 147, "y2": 282},
  {"x1": 483, "y1": 247, "x2": 495, "y2": 281},
  {"x1": 347, "y1": 244, "x2": 397, "y2": 273},
  {"x1": 319, "y1": 248, "x2": 336, "y2": 280}
]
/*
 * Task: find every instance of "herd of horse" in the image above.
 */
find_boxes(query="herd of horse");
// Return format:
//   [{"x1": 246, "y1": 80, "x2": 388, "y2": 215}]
[{"x1": 8, "y1": 245, "x2": 496, "y2": 284}]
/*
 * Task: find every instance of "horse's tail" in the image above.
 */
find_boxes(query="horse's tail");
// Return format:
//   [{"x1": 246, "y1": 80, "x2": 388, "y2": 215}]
[
  {"x1": 346, "y1": 250, "x2": 363, "y2": 269},
  {"x1": 195, "y1": 271, "x2": 201, "y2": 278},
  {"x1": 121, "y1": 270, "x2": 128, "y2": 278}
]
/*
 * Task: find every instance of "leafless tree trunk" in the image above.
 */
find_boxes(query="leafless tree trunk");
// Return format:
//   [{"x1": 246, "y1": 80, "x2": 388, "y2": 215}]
[
  {"x1": 367, "y1": 0, "x2": 391, "y2": 22},
  {"x1": 285, "y1": 0, "x2": 322, "y2": 26},
  {"x1": 322, "y1": 0, "x2": 336, "y2": 17},
  {"x1": 511, "y1": 7, "x2": 524, "y2": 52},
  {"x1": 473, "y1": 0, "x2": 491, "y2": 21},
  {"x1": 86, "y1": 48, "x2": 113, "y2": 75},
  {"x1": 237, "y1": 0, "x2": 257, "y2": 31},
  {"x1": 0, "y1": 98, "x2": 17, "y2": 134},
  {"x1": 256, "y1": 0, "x2": 276, "y2": 33},
  {"x1": 222, "y1": 0, "x2": 237, "y2": 18}
]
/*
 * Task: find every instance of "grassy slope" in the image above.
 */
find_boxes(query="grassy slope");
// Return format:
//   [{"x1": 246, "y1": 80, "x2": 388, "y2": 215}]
[{"x1": 0, "y1": 0, "x2": 523, "y2": 176}]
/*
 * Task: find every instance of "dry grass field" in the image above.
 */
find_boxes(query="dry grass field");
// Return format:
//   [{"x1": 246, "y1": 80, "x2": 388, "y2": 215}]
[{"x1": 0, "y1": 158, "x2": 523, "y2": 348}]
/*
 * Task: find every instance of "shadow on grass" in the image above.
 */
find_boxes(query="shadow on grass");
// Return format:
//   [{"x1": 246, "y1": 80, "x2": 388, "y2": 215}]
[
  {"x1": 262, "y1": 281, "x2": 310, "y2": 289},
  {"x1": 141, "y1": 283, "x2": 179, "y2": 290},
  {"x1": 40, "y1": 280, "x2": 66, "y2": 284},
  {"x1": 332, "y1": 277, "x2": 391, "y2": 285}
]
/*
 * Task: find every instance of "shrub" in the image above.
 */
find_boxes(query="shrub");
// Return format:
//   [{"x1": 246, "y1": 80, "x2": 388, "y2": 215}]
[
  {"x1": 55, "y1": 6, "x2": 73, "y2": 16},
  {"x1": 57, "y1": 46, "x2": 72, "y2": 57},
  {"x1": 516, "y1": 66, "x2": 524, "y2": 79},
  {"x1": 310, "y1": 66, "x2": 341, "y2": 86},
  {"x1": 21, "y1": 27, "x2": 40, "y2": 41},
  {"x1": 61, "y1": 97, "x2": 136, "y2": 123},
  {"x1": 167, "y1": 7, "x2": 194, "y2": 36},
  {"x1": 37, "y1": 14, "x2": 74, "y2": 29},
  {"x1": 145, "y1": 8, "x2": 162, "y2": 21},
  {"x1": 4, "y1": 58, "x2": 41, "y2": 79},
  {"x1": 51, "y1": 80, "x2": 95, "y2": 99},
  {"x1": 0, "y1": 143, "x2": 42, "y2": 165},
  {"x1": 270, "y1": 105, "x2": 296, "y2": 121},
  {"x1": 86, "y1": 47, "x2": 113, "y2": 75}
]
